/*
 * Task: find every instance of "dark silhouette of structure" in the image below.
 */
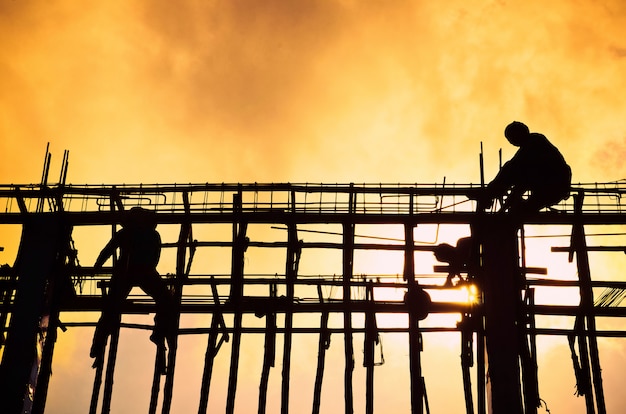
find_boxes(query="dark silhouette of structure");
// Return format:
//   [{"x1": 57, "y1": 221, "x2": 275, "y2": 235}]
[
  {"x1": 480, "y1": 121, "x2": 572, "y2": 213},
  {"x1": 90, "y1": 207, "x2": 174, "y2": 368},
  {"x1": 0, "y1": 162, "x2": 622, "y2": 413}
]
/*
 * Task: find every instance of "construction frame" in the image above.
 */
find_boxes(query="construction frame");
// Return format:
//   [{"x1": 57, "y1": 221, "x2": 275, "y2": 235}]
[{"x1": 0, "y1": 178, "x2": 625, "y2": 414}]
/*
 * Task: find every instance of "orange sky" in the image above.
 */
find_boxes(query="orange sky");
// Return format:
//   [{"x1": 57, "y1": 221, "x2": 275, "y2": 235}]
[{"x1": 2, "y1": 1, "x2": 626, "y2": 413}]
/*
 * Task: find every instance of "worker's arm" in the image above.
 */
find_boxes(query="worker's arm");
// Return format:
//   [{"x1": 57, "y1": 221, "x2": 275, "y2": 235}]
[{"x1": 94, "y1": 231, "x2": 121, "y2": 269}]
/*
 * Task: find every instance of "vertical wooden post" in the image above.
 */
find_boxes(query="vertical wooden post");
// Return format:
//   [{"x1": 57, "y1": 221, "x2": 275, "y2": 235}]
[
  {"x1": 259, "y1": 283, "x2": 277, "y2": 414},
  {"x1": 480, "y1": 217, "x2": 523, "y2": 414},
  {"x1": 149, "y1": 346, "x2": 166, "y2": 414},
  {"x1": 405, "y1": 194, "x2": 423, "y2": 414},
  {"x1": 198, "y1": 277, "x2": 229, "y2": 414},
  {"x1": 342, "y1": 186, "x2": 355, "y2": 414},
  {"x1": 519, "y1": 227, "x2": 539, "y2": 413},
  {"x1": 459, "y1": 315, "x2": 474, "y2": 414},
  {"x1": 520, "y1": 288, "x2": 539, "y2": 414},
  {"x1": 101, "y1": 323, "x2": 121, "y2": 414},
  {"x1": 476, "y1": 328, "x2": 486, "y2": 414},
  {"x1": 312, "y1": 286, "x2": 330, "y2": 414},
  {"x1": 89, "y1": 350, "x2": 105, "y2": 414},
  {"x1": 281, "y1": 192, "x2": 299, "y2": 414},
  {"x1": 162, "y1": 191, "x2": 192, "y2": 414},
  {"x1": 101, "y1": 200, "x2": 122, "y2": 414},
  {"x1": 364, "y1": 281, "x2": 377, "y2": 414},
  {"x1": 226, "y1": 191, "x2": 247, "y2": 414},
  {"x1": 572, "y1": 193, "x2": 606, "y2": 414},
  {"x1": 32, "y1": 222, "x2": 73, "y2": 414}
]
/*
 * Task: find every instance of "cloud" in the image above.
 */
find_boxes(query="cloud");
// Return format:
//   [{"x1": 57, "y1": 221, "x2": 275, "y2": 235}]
[{"x1": 2, "y1": 1, "x2": 626, "y2": 184}]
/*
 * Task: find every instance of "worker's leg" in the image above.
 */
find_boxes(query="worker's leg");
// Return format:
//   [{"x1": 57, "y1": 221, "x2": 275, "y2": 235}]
[
  {"x1": 139, "y1": 271, "x2": 175, "y2": 347},
  {"x1": 91, "y1": 274, "x2": 132, "y2": 360}
]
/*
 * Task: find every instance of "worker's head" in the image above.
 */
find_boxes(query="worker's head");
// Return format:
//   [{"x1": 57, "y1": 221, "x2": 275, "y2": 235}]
[
  {"x1": 504, "y1": 121, "x2": 530, "y2": 146},
  {"x1": 123, "y1": 206, "x2": 157, "y2": 229},
  {"x1": 433, "y1": 243, "x2": 456, "y2": 264}
]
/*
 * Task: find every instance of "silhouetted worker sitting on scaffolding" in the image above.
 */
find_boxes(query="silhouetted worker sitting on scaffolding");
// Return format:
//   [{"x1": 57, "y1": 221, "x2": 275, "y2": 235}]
[
  {"x1": 478, "y1": 121, "x2": 572, "y2": 214},
  {"x1": 90, "y1": 207, "x2": 175, "y2": 367},
  {"x1": 433, "y1": 236, "x2": 474, "y2": 287}
]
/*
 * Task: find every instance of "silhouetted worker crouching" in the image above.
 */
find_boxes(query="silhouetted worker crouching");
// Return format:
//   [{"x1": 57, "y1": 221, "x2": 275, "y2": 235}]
[
  {"x1": 479, "y1": 121, "x2": 571, "y2": 213},
  {"x1": 433, "y1": 236, "x2": 474, "y2": 287},
  {"x1": 90, "y1": 207, "x2": 175, "y2": 366}
]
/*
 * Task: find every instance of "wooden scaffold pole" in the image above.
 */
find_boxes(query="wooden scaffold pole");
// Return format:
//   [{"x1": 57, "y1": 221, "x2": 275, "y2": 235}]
[
  {"x1": 404, "y1": 194, "x2": 427, "y2": 414},
  {"x1": 342, "y1": 187, "x2": 356, "y2": 414},
  {"x1": 161, "y1": 191, "x2": 194, "y2": 414},
  {"x1": 226, "y1": 191, "x2": 248, "y2": 414},
  {"x1": 259, "y1": 282, "x2": 277, "y2": 414},
  {"x1": 312, "y1": 285, "x2": 331, "y2": 414},
  {"x1": 571, "y1": 192, "x2": 606, "y2": 414},
  {"x1": 197, "y1": 276, "x2": 229, "y2": 414},
  {"x1": 363, "y1": 281, "x2": 379, "y2": 414},
  {"x1": 281, "y1": 191, "x2": 301, "y2": 414}
]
